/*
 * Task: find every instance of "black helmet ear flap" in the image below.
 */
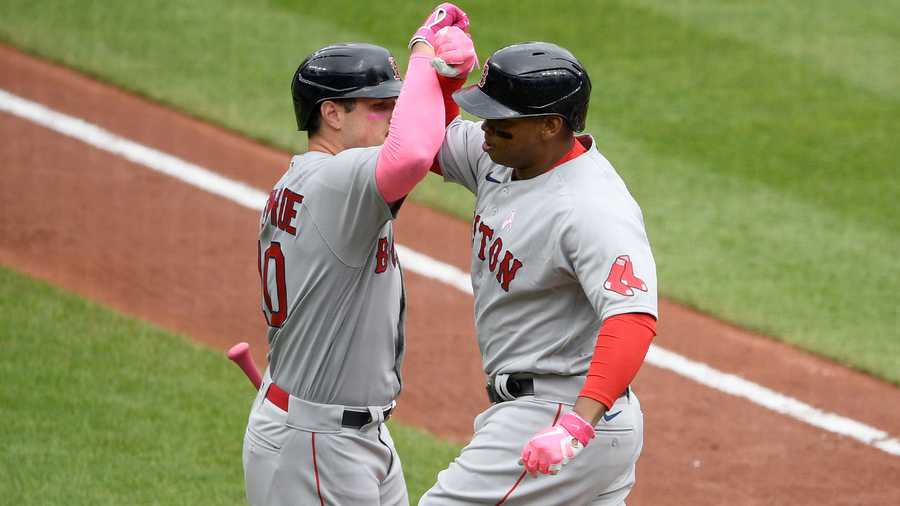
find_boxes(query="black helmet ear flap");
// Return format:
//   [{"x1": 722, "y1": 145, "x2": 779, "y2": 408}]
[
  {"x1": 452, "y1": 42, "x2": 591, "y2": 132},
  {"x1": 291, "y1": 43, "x2": 403, "y2": 131}
]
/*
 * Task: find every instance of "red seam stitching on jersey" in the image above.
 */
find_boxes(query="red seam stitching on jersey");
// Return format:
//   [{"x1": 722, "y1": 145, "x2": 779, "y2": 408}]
[
  {"x1": 312, "y1": 433, "x2": 324, "y2": 506},
  {"x1": 495, "y1": 403, "x2": 564, "y2": 505}
]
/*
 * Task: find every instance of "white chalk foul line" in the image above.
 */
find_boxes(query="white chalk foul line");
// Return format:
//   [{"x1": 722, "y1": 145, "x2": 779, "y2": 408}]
[
  {"x1": 3, "y1": 88, "x2": 897, "y2": 457},
  {"x1": 1, "y1": 90, "x2": 267, "y2": 210}
]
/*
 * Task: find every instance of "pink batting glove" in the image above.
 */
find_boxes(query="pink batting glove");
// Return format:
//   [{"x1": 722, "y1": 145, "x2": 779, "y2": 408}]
[
  {"x1": 432, "y1": 26, "x2": 478, "y2": 79},
  {"x1": 409, "y1": 2, "x2": 470, "y2": 49},
  {"x1": 519, "y1": 412, "x2": 595, "y2": 476}
]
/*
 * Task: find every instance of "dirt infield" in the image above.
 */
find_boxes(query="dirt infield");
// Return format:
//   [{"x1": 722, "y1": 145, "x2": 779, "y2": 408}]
[{"x1": 2, "y1": 45, "x2": 898, "y2": 504}]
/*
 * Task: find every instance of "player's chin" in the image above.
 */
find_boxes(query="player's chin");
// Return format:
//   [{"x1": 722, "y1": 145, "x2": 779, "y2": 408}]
[{"x1": 484, "y1": 147, "x2": 506, "y2": 165}]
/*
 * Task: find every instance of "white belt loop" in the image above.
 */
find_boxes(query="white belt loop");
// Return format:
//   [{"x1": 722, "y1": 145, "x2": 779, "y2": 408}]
[{"x1": 361, "y1": 406, "x2": 385, "y2": 432}]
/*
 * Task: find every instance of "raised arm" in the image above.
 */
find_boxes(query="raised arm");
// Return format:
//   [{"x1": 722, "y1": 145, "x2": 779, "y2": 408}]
[{"x1": 375, "y1": 3, "x2": 471, "y2": 205}]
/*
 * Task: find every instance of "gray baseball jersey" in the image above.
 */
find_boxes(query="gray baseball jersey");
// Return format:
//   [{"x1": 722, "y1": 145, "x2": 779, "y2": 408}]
[
  {"x1": 420, "y1": 118, "x2": 657, "y2": 505},
  {"x1": 437, "y1": 118, "x2": 658, "y2": 378},
  {"x1": 258, "y1": 147, "x2": 405, "y2": 408}
]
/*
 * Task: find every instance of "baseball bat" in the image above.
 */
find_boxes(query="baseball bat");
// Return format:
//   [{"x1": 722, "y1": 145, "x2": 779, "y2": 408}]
[{"x1": 227, "y1": 342, "x2": 262, "y2": 390}]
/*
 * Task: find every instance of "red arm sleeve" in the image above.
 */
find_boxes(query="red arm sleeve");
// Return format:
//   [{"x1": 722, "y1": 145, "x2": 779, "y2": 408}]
[
  {"x1": 429, "y1": 74, "x2": 465, "y2": 176},
  {"x1": 438, "y1": 75, "x2": 463, "y2": 125},
  {"x1": 579, "y1": 313, "x2": 657, "y2": 409}
]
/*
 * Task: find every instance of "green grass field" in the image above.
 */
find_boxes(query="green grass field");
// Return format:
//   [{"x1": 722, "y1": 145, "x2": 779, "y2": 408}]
[
  {"x1": 1, "y1": 0, "x2": 897, "y2": 382},
  {"x1": 0, "y1": 267, "x2": 459, "y2": 504}
]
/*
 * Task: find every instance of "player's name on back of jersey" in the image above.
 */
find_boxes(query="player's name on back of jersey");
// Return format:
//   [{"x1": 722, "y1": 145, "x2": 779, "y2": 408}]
[{"x1": 263, "y1": 187, "x2": 303, "y2": 235}]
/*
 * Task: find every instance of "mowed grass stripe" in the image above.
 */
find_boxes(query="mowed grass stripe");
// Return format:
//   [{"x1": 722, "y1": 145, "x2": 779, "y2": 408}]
[
  {"x1": 629, "y1": 0, "x2": 900, "y2": 101},
  {"x1": 0, "y1": 0, "x2": 896, "y2": 383},
  {"x1": 0, "y1": 267, "x2": 459, "y2": 505},
  {"x1": 579, "y1": 0, "x2": 898, "y2": 230}
]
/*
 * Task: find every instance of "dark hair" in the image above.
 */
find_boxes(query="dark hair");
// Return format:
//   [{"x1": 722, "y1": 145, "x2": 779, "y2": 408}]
[{"x1": 307, "y1": 99, "x2": 357, "y2": 137}]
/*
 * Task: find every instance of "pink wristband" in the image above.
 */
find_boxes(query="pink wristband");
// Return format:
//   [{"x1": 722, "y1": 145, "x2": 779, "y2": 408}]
[{"x1": 558, "y1": 411, "x2": 595, "y2": 446}]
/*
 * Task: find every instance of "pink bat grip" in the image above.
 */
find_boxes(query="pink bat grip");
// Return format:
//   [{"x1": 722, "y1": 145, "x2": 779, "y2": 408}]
[{"x1": 227, "y1": 342, "x2": 262, "y2": 390}]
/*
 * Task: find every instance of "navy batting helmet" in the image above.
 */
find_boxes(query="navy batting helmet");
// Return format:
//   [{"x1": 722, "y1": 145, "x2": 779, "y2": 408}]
[
  {"x1": 292, "y1": 43, "x2": 403, "y2": 131},
  {"x1": 453, "y1": 42, "x2": 591, "y2": 132}
]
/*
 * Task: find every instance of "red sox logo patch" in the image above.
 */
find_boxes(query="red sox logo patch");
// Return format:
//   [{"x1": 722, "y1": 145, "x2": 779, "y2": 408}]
[
  {"x1": 604, "y1": 255, "x2": 647, "y2": 296},
  {"x1": 478, "y1": 61, "x2": 490, "y2": 88},
  {"x1": 388, "y1": 56, "x2": 401, "y2": 80}
]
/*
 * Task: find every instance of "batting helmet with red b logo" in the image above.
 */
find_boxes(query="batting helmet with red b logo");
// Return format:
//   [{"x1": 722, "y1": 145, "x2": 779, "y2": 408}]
[
  {"x1": 453, "y1": 42, "x2": 591, "y2": 132},
  {"x1": 292, "y1": 43, "x2": 403, "y2": 131}
]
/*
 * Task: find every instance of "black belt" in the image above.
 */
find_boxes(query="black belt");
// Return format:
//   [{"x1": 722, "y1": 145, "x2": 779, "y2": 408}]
[
  {"x1": 486, "y1": 374, "x2": 630, "y2": 404},
  {"x1": 341, "y1": 408, "x2": 393, "y2": 428},
  {"x1": 266, "y1": 382, "x2": 393, "y2": 428}
]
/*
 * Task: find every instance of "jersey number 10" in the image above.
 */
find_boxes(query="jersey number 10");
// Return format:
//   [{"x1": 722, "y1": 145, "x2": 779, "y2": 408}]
[{"x1": 258, "y1": 240, "x2": 287, "y2": 327}]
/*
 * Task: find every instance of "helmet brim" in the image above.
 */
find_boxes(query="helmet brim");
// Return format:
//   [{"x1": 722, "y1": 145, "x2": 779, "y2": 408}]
[
  {"x1": 336, "y1": 79, "x2": 403, "y2": 100},
  {"x1": 452, "y1": 85, "x2": 523, "y2": 120}
]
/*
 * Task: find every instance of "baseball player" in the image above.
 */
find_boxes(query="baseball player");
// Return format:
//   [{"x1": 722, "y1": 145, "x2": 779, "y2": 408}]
[
  {"x1": 241, "y1": 5, "x2": 473, "y2": 505},
  {"x1": 419, "y1": 42, "x2": 659, "y2": 505}
]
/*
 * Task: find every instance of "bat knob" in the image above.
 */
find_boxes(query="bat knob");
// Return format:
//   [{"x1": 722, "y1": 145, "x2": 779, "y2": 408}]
[{"x1": 227, "y1": 342, "x2": 249, "y2": 360}]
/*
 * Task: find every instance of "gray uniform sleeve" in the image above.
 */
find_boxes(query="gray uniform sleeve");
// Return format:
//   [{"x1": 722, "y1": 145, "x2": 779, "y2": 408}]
[
  {"x1": 437, "y1": 117, "x2": 493, "y2": 194},
  {"x1": 561, "y1": 197, "x2": 659, "y2": 322},
  {"x1": 303, "y1": 146, "x2": 393, "y2": 268}
]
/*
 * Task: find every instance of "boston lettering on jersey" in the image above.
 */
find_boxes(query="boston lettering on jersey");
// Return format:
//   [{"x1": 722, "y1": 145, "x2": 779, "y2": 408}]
[
  {"x1": 375, "y1": 235, "x2": 399, "y2": 274},
  {"x1": 263, "y1": 187, "x2": 304, "y2": 235},
  {"x1": 472, "y1": 214, "x2": 523, "y2": 291}
]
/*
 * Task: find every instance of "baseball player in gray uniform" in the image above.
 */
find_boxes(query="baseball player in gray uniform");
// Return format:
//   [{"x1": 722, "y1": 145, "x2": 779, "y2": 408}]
[
  {"x1": 241, "y1": 5, "x2": 473, "y2": 505},
  {"x1": 419, "y1": 42, "x2": 659, "y2": 505}
]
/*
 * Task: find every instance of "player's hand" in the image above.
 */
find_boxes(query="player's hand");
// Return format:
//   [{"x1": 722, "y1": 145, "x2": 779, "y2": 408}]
[
  {"x1": 409, "y1": 2, "x2": 470, "y2": 49},
  {"x1": 519, "y1": 412, "x2": 595, "y2": 476},
  {"x1": 432, "y1": 26, "x2": 477, "y2": 79}
]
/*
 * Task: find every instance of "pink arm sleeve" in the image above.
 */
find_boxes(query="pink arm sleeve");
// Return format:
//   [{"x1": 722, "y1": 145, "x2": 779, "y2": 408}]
[{"x1": 376, "y1": 54, "x2": 445, "y2": 205}]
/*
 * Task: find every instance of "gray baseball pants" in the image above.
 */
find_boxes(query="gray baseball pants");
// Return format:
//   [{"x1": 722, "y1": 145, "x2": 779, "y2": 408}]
[
  {"x1": 242, "y1": 375, "x2": 407, "y2": 505},
  {"x1": 419, "y1": 381, "x2": 642, "y2": 506}
]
